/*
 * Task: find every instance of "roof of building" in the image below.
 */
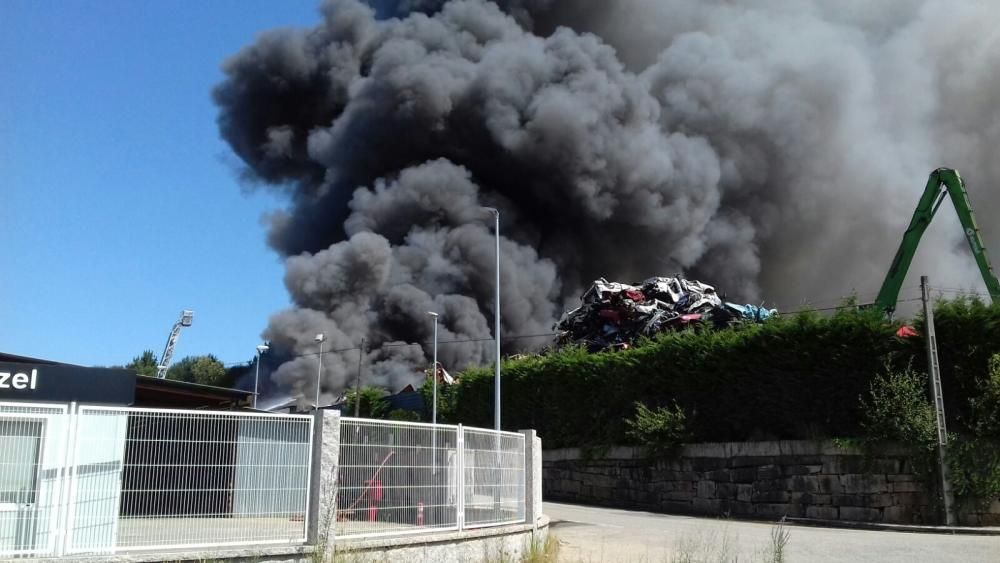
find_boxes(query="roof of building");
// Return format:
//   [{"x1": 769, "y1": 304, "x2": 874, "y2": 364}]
[
  {"x1": 1, "y1": 351, "x2": 252, "y2": 409},
  {"x1": 135, "y1": 376, "x2": 253, "y2": 409},
  {"x1": 0, "y1": 352, "x2": 80, "y2": 366}
]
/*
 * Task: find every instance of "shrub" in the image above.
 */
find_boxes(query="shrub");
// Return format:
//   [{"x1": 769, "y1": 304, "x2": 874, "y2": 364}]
[
  {"x1": 859, "y1": 364, "x2": 938, "y2": 450},
  {"x1": 344, "y1": 386, "x2": 391, "y2": 419},
  {"x1": 947, "y1": 353, "x2": 1000, "y2": 504},
  {"x1": 947, "y1": 439, "x2": 1000, "y2": 503},
  {"x1": 625, "y1": 402, "x2": 688, "y2": 456},
  {"x1": 443, "y1": 299, "x2": 1000, "y2": 448},
  {"x1": 968, "y1": 354, "x2": 1000, "y2": 436}
]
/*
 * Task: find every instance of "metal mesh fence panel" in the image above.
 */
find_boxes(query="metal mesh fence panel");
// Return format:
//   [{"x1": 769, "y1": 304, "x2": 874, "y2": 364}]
[
  {"x1": 336, "y1": 418, "x2": 459, "y2": 538},
  {"x1": 0, "y1": 402, "x2": 71, "y2": 558},
  {"x1": 462, "y1": 428, "x2": 525, "y2": 528},
  {"x1": 67, "y1": 406, "x2": 313, "y2": 553}
]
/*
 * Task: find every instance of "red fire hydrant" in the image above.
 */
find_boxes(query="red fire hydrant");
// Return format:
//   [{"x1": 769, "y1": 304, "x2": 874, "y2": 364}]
[{"x1": 368, "y1": 477, "x2": 382, "y2": 522}]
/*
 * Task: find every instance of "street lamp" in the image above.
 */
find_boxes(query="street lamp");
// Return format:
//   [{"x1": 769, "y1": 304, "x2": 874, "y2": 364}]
[
  {"x1": 314, "y1": 333, "x2": 325, "y2": 410},
  {"x1": 427, "y1": 312, "x2": 439, "y2": 427},
  {"x1": 428, "y1": 311, "x2": 439, "y2": 473},
  {"x1": 481, "y1": 207, "x2": 501, "y2": 431},
  {"x1": 253, "y1": 343, "x2": 269, "y2": 409}
]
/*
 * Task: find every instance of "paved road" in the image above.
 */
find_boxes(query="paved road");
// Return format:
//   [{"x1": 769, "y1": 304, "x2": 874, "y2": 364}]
[{"x1": 547, "y1": 502, "x2": 1000, "y2": 563}]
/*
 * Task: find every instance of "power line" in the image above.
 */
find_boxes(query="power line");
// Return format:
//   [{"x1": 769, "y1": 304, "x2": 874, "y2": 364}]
[
  {"x1": 929, "y1": 287, "x2": 993, "y2": 298},
  {"x1": 220, "y1": 289, "x2": 939, "y2": 366}
]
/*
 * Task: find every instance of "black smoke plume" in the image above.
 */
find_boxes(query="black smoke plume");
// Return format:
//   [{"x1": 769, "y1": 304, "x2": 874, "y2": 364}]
[{"x1": 215, "y1": 0, "x2": 1000, "y2": 404}]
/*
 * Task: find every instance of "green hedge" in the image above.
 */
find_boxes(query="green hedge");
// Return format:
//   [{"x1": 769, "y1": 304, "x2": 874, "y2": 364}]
[{"x1": 439, "y1": 299, "x2": 1000, "y2": 448}]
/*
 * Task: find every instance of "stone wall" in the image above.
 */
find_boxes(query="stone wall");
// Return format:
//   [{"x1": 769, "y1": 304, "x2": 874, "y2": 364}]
[{"x1": 544, "y1": 441, "x2": 1000, "y2": 526}]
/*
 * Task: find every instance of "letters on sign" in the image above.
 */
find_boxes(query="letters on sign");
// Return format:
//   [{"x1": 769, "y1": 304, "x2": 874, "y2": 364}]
[{"x1": 0, "y1": 369, "x2": 38, "y2": 390}]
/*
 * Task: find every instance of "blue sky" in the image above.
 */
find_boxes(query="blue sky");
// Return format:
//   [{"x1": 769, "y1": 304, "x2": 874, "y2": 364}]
[{"x1": 1, "y1": 0, "x2": 322, "y2": 367}]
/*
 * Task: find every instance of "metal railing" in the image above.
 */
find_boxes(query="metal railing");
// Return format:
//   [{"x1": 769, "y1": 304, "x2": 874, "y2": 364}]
[
  {"x1": 0, "y1": 403, "x2": 529, "y2": 556},
  {"x1": 67, "y1": 406, "x2": 313, "y2": 553},
  {"x1": 336, "y1": 418, "x2": 525, "y2": 539},
  {"x1": 0, "y1": 402, "x2": 313, "y2": 557},
  {"x1": 463, "y1": 428, "x2": 526, "y2": 528}
]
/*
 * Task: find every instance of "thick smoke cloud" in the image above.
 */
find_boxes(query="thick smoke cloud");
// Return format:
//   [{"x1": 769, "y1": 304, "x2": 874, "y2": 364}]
[{"x1": 215, "y1": 0, "x2": 1000, "y2": 403}]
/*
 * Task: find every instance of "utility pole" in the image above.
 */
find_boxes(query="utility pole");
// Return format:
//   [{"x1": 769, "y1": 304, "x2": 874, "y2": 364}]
[
  {"x1": 354, "y1": 338, "x2": 365, "y2": 418},
  {"x1": 490, "y1": 208, "x2": 501, "y2": 431},
  {"x1": 921, "y1": 275, "x2": 955, "y2": 525},
  {"x1": 314, "y1": 333, "x2": 325, "y2": 411},
  {"x1": 428, "y1": 312, "x2": 439, "y2": 474}
]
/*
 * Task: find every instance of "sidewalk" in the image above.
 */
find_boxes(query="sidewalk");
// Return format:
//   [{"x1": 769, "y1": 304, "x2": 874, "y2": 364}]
[
  {"x1": 547, "y1": 502, "x2": 1000, "y2": 563},
  {"x1": 785, "y1": 516, "x2": 1000, "y2": 536}
]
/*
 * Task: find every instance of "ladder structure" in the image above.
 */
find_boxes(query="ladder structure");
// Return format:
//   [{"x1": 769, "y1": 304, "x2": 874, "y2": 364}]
[
  {"x1": 921, "y1": 276, "x2": 954, "y2": 524},
  {"x1": 156, "y1": 310, "x2": 194, "y2": 379}
]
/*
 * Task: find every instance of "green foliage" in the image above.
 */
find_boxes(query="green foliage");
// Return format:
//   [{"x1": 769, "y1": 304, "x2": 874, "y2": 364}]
[
  {"x1": 166, "y1": 355, "x2": 228, "y2": 386},
  {"x1": 857, "y1": 344, "x2": 1000, "y2": 505},
  {"x1": 968, "y1": 354, "x2": 1000, "y2": 436},
  {"x1": 859, "y1": 364, "x2": 938, "y2": 451},
  {"x1": 126, "y1": 350, "x2": 159, "y2": 377},
  {"x1": 450, "y1": 307, "x2": 906, "y2": 446},
  {"x1": 857, "y1": 364, "x2": 939, "y2": 482},
  {"x1": 386, "y1": 409, "x2": 420, "y2": 422},
  {"x1": 625, "y1": 402, "x2": 688, "y2": 455},
  {"x1": 764, "y1": 518, "x2": 791, "y2": 563},
  {"x1": 945, "y1": 353, "x2": 1000, "y2": 504},
  {"x1": 908, "y1": 297, "x2": 1000, "y2": 428},
  {"x1": 947, "y1": 439, "x2": 1000, "y2": 504},
  {"x1": 445, "y1": 300, "x2": 1000, "y2": 449},
  {"x1": 419, "y1": 377, "x2": 459, "y2": 423},
  {"x1": 344, "y1": 386, "x2": 391, "y2": 419}
]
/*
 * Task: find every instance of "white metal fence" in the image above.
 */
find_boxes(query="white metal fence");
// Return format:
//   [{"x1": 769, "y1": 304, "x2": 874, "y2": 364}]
[
  {"x1": 336, "y1": 418, "x2": 525, "y2": 539},
  {"x1": 0, "y1": 403, "x2": 530, "y2": 557},
  {"x1": 0, "y1": 402, "x2": 313, "y2": 557},
  {"x1": 462, "y1": 428, "x2": 526, "y2": 528},
  {"x1": 0, "y1": 402, "x2": 71, "y2": 557}
]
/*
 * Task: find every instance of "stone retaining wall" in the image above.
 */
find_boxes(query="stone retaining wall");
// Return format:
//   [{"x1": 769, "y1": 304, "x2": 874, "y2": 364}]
[{"x1": 544, "y1": 441, "x2": 1000, "y2": 526}]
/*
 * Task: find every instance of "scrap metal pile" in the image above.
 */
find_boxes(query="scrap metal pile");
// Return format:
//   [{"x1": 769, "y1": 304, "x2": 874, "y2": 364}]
[{"x1": 555, "y1": 277, "x2": 776, "y2": 351}]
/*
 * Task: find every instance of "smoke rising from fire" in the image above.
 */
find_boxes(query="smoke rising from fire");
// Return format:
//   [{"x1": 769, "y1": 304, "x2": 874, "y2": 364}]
[{"x1": 215, "y1": 0, "x2": 1000, "y2": 403}]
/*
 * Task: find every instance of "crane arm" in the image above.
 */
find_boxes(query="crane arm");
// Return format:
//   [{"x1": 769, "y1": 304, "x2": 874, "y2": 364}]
[
  {"x1": 874, "y1": 168, "x2": 1000, "y2": 316},
  {"x1": 156, "y1": 310, "x2": 194, "y2": 379}
]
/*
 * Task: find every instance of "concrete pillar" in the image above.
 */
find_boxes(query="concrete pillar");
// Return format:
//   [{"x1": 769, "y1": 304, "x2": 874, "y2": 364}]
[
  {"x1": 533, "y1": 434, "x2": 543, "y2": 524},
  {"x1": 308, "y1": 409, "x2": 341, "y2": 549},
  {"x1": 520, "y1": 430, "x2": 543, "y2": 529}
]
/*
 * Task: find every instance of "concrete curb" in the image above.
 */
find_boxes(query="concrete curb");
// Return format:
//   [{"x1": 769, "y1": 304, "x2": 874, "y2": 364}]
[
  {"x1": 335, "y1": 514, "x2": 551, "y2": 550},
  {"x1": 13, "y1": 517, "x2": 551, "y2": 563},
  {"x1": 785, "y1": 516, "x2": 1000, "y2": 536}
]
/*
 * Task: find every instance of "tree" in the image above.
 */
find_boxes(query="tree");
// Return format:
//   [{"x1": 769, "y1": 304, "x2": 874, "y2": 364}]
[
  {"x1": 344, "y1": 386, "x2": 391, "y2": 419},
  {"x1": 126, "y1": 350, "x2": 159, "y2": 377},
  {"x1": 166, "y1": 355, "x2": 228, "y2": 387}
]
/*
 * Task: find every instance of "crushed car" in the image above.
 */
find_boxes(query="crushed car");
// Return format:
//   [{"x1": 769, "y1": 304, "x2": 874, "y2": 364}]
[{"x1": 554, "y1": 276, "x2": 776, "y2": 351}]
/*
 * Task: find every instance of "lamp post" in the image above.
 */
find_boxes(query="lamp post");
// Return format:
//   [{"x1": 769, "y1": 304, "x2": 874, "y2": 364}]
[
  {"x1": 427, "y1": 312, "x2": 439, "y2": 426},
  {"x1": 253, "y1": 343, "x2": 269, "y2": 409},
  {"x1": 481, "y1": 207, "x2": 501, "y2": 430},
  {"x1": 428, "y1": 312, "x2": 439, "y2": 472},
  {"x1": 314, "y1": 333, "x2": 325, "y2": 411}
]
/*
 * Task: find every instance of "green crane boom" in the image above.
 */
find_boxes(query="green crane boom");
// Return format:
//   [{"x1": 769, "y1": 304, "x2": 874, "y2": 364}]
[{"x1": 874, "y1": 168, "x2": 1000, "y2": 316}]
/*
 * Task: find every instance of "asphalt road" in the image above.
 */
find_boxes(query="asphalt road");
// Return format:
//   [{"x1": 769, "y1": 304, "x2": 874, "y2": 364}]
[{"x1": 546, "y1": 502, "x2": 1000, "y2": 563}]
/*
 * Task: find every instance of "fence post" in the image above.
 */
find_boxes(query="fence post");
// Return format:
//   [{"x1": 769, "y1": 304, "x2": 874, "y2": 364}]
[
  {"x1": 307, "y1": 409, "x2": 341, "y2": 551},
  {"x1": 457, "y1": 424, "x2": 465, "y2": 531},
  {"x1": 519, "y1": 430, "x2": 538, "y2": 529},
  {"x1": 56, "y1": 402, "x2": 80, "y2": 556}
]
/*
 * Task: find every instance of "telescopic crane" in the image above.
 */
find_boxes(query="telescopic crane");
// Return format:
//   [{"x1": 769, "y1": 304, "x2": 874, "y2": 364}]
[
  {"x1": 873, "y1": 168, "x2": 1000, "y2": 317},
  {"x1": 156, "y1": 310, "x2": 194, "y2": 379}
]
